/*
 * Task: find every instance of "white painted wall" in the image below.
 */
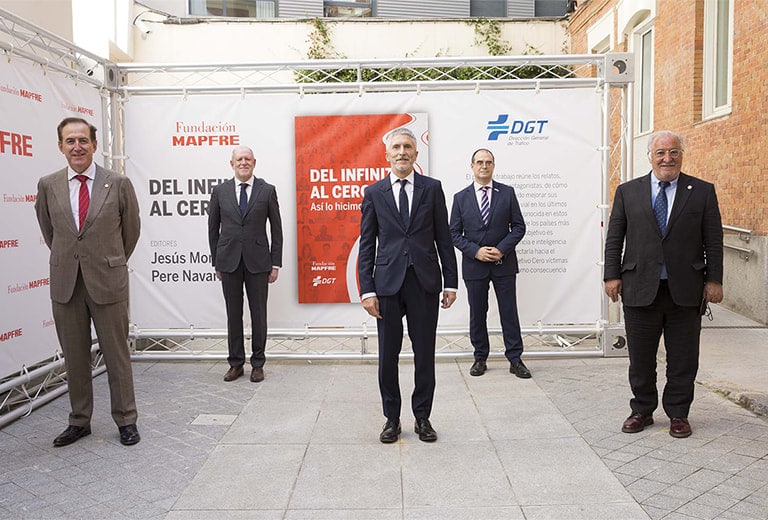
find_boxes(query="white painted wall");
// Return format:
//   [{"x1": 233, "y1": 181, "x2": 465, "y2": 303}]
[{"x1": 130, "y1": 18, "x2": 568, "y2": 63}]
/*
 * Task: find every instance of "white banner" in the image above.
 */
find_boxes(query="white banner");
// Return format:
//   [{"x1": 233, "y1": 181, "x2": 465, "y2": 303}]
[
  {"x1": 0, "y1": 58, "x2": 103, "y2": 378},
  {"x1": 124, "y1": 88, "x2": 602, "y2": 331}
]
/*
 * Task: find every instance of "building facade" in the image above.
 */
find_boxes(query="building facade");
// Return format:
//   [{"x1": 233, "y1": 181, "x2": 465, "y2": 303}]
[{"x1": 569, "y1": 0, "x2": 768, "y2": 323}]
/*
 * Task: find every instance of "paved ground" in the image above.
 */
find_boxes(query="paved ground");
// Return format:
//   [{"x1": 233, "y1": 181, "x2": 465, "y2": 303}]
[{"x1": 0, "y1": 305, "x2": 766, "y2": 519}]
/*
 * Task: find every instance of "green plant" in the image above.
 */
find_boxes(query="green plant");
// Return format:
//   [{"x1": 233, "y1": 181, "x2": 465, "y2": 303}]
[
  {"x1": 294, "y1": 19, "x2": 573, "y2": 84},
  {"x1": 467, "y1": 18, "x2": 511, "y2": 56}
]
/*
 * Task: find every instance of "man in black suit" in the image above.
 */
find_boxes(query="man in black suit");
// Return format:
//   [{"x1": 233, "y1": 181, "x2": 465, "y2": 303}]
[
  {"x1": 358, "y1": 128, "x2": 458, "y2": 443},
  {"x1": 450, "y1": 149, "x2": 529, "y2": 378},
  {"x1": 208, "y1": 146, "x2": 283, "y2": 383},
  {"x1": 604, "y1": 130, "x2": 723, "y2": 438}
]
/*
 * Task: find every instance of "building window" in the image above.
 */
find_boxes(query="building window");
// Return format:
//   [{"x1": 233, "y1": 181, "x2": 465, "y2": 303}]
[
  {"x1": 638, "y1": 28, "x2": 653, "y2": 133},
  {"x1": 470, "y1": 0, "x2": 506, "y2": 17},
  {"x1": 702, "y1": 0, "x2": 733, "y2": 119},
  {"x1": 189, "y1": 0, "x2": 276, "y2": 18},
  {"x1": 324, "y1": 1, "x2": 373, "y2": 18}
]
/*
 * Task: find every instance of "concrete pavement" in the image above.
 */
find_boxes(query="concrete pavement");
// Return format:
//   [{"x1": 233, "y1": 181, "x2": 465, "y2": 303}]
[{"x1": 0, "y1": 304, "x2": 766, "y2": 519}]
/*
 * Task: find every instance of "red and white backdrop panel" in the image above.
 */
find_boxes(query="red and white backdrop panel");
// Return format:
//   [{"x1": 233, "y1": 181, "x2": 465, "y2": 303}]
[
  {"x1": 0, "y1": 58, "x2": 103, "y2": 379},
  {"x1": 125, "y1": 88, "x2": 602, "y2": 332}
]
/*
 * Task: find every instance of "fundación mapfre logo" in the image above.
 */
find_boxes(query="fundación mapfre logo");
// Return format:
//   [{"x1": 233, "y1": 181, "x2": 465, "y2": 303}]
[
  {"x1": 486, "y1": 115, "x2": 550, "y2": 146},
  {"x1": 311, "y1": 261, "x2": 337, "y2": 287}
]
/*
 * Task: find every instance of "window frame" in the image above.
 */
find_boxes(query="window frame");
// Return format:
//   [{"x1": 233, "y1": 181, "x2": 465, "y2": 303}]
[
  {"x1": 323, "y1": 0, "x2": 374, "y2": 18},
  {"x1": 702, "y1": 0, "x2": 733, "y2": 120},
  {"x1": 188, "y1": 0, "x2": 276, "y2": 18},
  {"x1": 629, "y1": 20, "x2": 654, "y2": 137}
]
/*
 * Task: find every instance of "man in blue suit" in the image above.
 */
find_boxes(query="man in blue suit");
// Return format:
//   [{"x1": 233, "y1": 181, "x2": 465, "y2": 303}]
[
  {"x1": 450, "y1": 149, "x2": 530, "y2": 378},
  {"x1": 358, "y1": 128, "x2": 458, "y2": 443}
]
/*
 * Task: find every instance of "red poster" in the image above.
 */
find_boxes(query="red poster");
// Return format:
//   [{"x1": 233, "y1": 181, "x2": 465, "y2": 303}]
[{"x1": 295, "y1": 113, "x2": 429, "y2": 303}]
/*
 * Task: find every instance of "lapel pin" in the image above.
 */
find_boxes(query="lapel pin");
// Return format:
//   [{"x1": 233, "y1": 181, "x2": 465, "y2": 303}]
[
  {"x1": 104, "y1": 184, "x2": 110, "y2": 188},
  {"x1": 687, "y1": 185, "x2": 692, "y2": 190}
]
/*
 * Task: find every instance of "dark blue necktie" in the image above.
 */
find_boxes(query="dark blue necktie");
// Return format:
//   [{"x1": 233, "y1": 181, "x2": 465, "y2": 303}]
[
  {"x1": 239, "y1": 183, "x2": 248, "y2": 215},
  {"x1": 397, "y1": 179, "x2": 409, "y2": 226},
  {"x1": 653, "y1": 181, "x2": 670, "y2": 234}
]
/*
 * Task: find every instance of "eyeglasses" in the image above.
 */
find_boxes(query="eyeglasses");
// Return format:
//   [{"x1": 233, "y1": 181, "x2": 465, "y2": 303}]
[
  {"x1": 652, "y1": 149, "x2": 683, "y2": 158},
  {"x1": 474, "y1": 161, "x2": 494, "y2": 166}
]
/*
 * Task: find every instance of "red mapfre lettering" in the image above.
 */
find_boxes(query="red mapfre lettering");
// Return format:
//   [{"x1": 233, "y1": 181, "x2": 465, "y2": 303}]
[{"x1": 0, "y1": 130, "x2": 33, "y2": 157}]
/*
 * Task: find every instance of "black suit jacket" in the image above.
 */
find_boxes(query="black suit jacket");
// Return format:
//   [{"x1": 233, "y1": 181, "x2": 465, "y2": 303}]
[
  {"x1": 208, "y1": 177, "x2": 283, "y2": 273},
  {"x1": 358, "y1": 174, "x2": 458, "y2": 297},
  {"x1": 604, "y1": 172, "x2": 723, "y2": 307},
  {"x1": 449, "y1": 181, "x2": 526, "y2": 280}
]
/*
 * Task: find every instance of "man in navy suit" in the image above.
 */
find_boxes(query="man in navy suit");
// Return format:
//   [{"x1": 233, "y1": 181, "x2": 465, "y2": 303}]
[
  {"x1": 208, "y1": 146, "x2": 283, "y2": 383},
  {"x1": 604, "y1": 130, "x2": 723, "y2": 438},
  {"x1": 358, "y1": 128, "x2": 458, "y2": 443},
  {"x1": 450, "y1": 149, "x2": 530, "y2": 378}
]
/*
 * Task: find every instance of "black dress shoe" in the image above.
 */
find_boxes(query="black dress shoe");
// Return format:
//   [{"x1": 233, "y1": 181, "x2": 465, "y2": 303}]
[
  {"x1": 414, "y1": 418, "x2": 437, "y2": 442},
  {"x1": 509, "y1": 360, "x2": 532, "y2": 379},
  {"x1": 119, "y1": 424, "x2": 141, "y2": 446},
  {"x1": 469, "y1": 360, "x2": 487, "y2": 376},
  {"x1": 53, "y1": 425, "x2": 91, "y2": 447},
  {"x1": 223, "y1": 365, "x2": 244, "y2": 382},
  {"x1": 379, "y1": 419, "x2": 401, "y2": 443},
  {"x1": 621, "y1": 412, "x2": 653, "y2": 433}
]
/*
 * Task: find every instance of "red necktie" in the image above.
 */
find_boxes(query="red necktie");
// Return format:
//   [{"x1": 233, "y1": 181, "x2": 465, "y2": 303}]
[{"x1": 75, "y1": 175, "x2": 90, "y2": 229}]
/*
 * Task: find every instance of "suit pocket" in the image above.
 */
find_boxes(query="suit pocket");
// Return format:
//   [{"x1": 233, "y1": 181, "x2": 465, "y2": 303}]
[
  {"x1": 107, "y1": 255, "x2": 127, "y2": 267},
  {"x1": 620, "y1": 261, "x2": 636, "y2": 273}
]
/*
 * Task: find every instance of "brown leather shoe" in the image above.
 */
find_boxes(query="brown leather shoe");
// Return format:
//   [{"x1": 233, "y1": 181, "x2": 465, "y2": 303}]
[
  {"x1": 223, "y1": 365, "x2": 244, "y2": 382},
  {"x1": 621, "y1": 412, "x2": 653, "y2": 433},
  {"x1": 250, "y1": 367, "x2": 264, "y2": 382},
  {"x1": 670, "y1": 418, "x2": 692, "y2": 438}
]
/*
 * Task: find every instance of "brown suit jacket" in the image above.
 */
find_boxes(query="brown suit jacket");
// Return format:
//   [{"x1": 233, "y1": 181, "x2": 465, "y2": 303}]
[{"x1": 35, "y1": 165, "x2": 141, "y2": 304}]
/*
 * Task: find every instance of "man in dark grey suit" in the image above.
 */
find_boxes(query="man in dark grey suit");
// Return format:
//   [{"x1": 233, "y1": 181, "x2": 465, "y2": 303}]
[
  {"x1": 604, "y1": 130, "x2": 723, "y2": 438},
  {"x1": 208, "y1": 146, "x2": 283, "y2": 383},
  {"x1": 358, "y1": 128, "x2": 458, "y2": 443},
  {"x1": 35, "y1": 117, "x2": 141, "y2": 447},
  {"x1": 450, "y1": 149, "x2": 529, "y2": 378}
]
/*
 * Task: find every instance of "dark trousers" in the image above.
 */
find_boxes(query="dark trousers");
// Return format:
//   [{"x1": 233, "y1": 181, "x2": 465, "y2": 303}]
[
  {"x1": 377, "y1": 267, "x2": 440, "y2": 421},
  {"x1": 220, "y1": 259, "x2": 268, "y2": 368},
  {"x1": 623, "y1": 281, "x2": 702, "y2": 419},
  {"x1": 465, "y1": 273, "x2": 524, "y2": 363}
]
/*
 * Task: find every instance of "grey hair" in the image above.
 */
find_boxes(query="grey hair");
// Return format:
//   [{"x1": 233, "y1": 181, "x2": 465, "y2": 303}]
[
  {"x1": 385, "y1": 127, "x2": 417, "y2": 147},
  {"x1": 647, "y1": 130, "x2": 685, "y2": 153}
]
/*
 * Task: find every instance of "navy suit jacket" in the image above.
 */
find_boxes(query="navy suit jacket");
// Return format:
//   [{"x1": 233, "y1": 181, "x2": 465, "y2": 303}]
[
  {"x1": 449, "y1": 181, "x2": 526, "y2": 280},
  {"x1": 358, "y1": 174, "x2": 458, "y2": 297},
  {"x1": 208, "y1": 177, "x2": 283, "y2": 274},
  {"x1": 604, "y1": 172, "x2": 723, "y2": 307}
]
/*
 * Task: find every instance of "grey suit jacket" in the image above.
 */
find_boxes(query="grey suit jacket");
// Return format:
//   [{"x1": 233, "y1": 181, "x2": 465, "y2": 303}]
[
  {"x1": 604, "y1": 172, "x2": 723, "y2": 307},
  {"x1": 208, "y1": 177, "x2": 283, "y2": 273},
  {"x1": 35, "y1": 165, "x2": 141, "y2": 305}
]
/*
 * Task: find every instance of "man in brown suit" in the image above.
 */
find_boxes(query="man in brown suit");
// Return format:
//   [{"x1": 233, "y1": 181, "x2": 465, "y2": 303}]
[{"x1": 35, "y1": 117, "x2": 141, "y2": 447}]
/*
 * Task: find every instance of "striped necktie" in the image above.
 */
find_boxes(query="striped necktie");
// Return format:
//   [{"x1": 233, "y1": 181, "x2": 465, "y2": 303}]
[
  {"x1": 480, "y1": 186, "x2": 490, "y2": 226},
  {"x1": 75, "y1": 175, "x2": 89, "y2": 230}
]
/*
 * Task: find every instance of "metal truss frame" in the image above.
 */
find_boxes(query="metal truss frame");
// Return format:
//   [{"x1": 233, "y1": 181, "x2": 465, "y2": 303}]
[{"x1": 1, "y1": 6, "x2": 633, "y2": 427}]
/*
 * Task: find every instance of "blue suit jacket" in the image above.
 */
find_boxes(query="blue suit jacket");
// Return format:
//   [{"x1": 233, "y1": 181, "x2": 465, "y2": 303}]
[
  {"x1": 358, "y1": 174, "x2": 458, "y2": 297},
  {"x1": 449, "y1": 181, "x2": 526, "y2": 280},
  {"x1": 604, "y1": 172, "x2": 723, "y2": 307}
]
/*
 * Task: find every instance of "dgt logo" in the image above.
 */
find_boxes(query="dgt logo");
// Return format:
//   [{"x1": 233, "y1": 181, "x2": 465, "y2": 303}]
[
  {"x1": 312, "y1": 276, "x2": 336, "y2": 287},
  {"x1": 486, "y1": 115, "x2": 548, "y2": 141}
]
